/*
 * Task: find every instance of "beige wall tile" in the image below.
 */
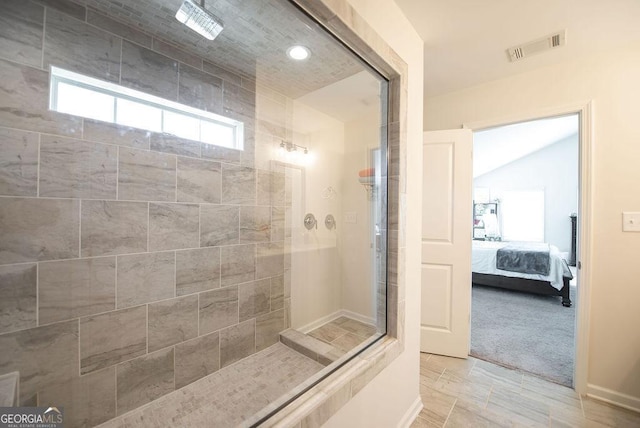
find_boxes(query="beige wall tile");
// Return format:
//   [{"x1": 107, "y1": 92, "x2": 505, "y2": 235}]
[
  {"x1": 116, "y1": 348, "x2": 174, "y2": 414},
  {"x1": 270, "y1": 275, "x2": 284, "y2": 311},
  {"x1": 200, "y1": 205, "x2": 239, "y2": 247},
  {"x1": 203, "y1": 61, "x2": 242, "y2": 86},
  {"x1": 240, "y1": 206, "x2": 272, "y2": 243},
  {"x1": 178, "y1": 64, "x2": 223, "y2": 113},
  {"x1": 148, "y1": 295, "x2": 198, "y2": 352},
  {"x1": 0, "y1": 197, "x2": 79, "y2": 264},
  {"x1": 238, "y1": 279, "x2": 271, "y2": 322},
  {"x1": 177, "y1": 157, "x2": 221, "y2": 204},
  {"x1": 44, "y1": 8, "x2": 121, "y2": 82},
  {"x1": 257, "y1": 170, "x2": 285, "y2": 206},
  {"x1": 0, "y1": 1, "x2": 44, "y2": 68},
  {"x1": 116, "y1": 252, "x2": 175, "y2": 308},
  {"x1": 221, "y1": 164, "x2": 256, "y2": 205},
  {"x1": 220, "y1": 319, "x2": 255, "y2": 368},
  {"x1": 150, "y1": 133, "x2": 201, "y2": 158},
  {"x1": 221, "y1": 244, "x2": 256, "y2": 286},
  {"x1": 0, "y1": 319, "x2": 78, "y2": 405},
  {"x1": 153, "y1": 38, "x2": 202, "y2": 69},
  {"x1": 39, "y1": 366, "x2": 116, "y2": 428},
  {"x1": 35, "y1": 0, "x2": 86, "y2": 21},
  {"x1": 81, "y1": 200, "x2": 147, "y2": 257},
  {"x1": 86, "y1": 9, "x2": 151, "y2": 48},
  {"x1": 223, "y1": 81, "x2": 256, "y2": 123},
  {"x1": 175, "y1": 332, "x2": 220, "y2": 389},
  {"x1": 39, "y1": 135, "x2": 118, "y2": 199},
  {"x1": 271, "y1": 207, "x2": 286, "y2": 242},
  {"x1": 256, "y1": 242, "x2": 284, "y2": 280},
  {"x1": 149, "y1": 203, "x2": 199, "y2": 251},
  {"x1": 121, "y1": 41, "x2": 178, "y2": 99},
  {"x1": 256, "y1": 309, "x2": 285, "y2": 352},
  {"x1": 300, "y1": 382, "x2": 351, "y2": 428},
  {"x1": 0, "y1": 263, "x2": 37, "y2": 334},
  {"x1": 176, "y1": 247, "x2": 220, "y2": 296},
  {"x1": 201, "y1": 144, "x2": 241, "y2": 164},
  {"x1": 39, "y1": 257, "x2": 116, "y2": 324},
  {"x1": 118, "y1": 147, "x2": 176, "y2": 202},
  {"x1": 0, "y1": 128, "x2": 39, "y2": 196},
  {"x1": 80, "y1": 305, "x2": 146, "y2": 374},
  {"x1": 199, "y1": 286, "x2": 238, "y2": 335},
  {"x1": 83, "y1": 119, "x2": 150, "y2": 150},
  {"x1": 0, "y1": 59, "x2": 82, "y2": 136}
]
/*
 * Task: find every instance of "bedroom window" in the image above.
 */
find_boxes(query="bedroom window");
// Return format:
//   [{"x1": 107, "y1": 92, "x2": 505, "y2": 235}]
[
  {"x1": 49, "y1": 66, "x2": 244, "y2": 150},
  {"x1": 501, "y1": 190, "x2": 545, "y2": 242}
]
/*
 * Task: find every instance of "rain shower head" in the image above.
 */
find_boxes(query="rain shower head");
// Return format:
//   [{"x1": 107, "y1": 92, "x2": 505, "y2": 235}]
[{"x1": 175, "y1": 0, "x2": 224, "y2": 41}]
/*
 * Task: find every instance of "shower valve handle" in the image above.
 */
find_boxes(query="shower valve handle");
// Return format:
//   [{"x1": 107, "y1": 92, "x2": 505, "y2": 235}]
[{"x1": 304, "y1": 213, "x2": 317, "y2": 230}]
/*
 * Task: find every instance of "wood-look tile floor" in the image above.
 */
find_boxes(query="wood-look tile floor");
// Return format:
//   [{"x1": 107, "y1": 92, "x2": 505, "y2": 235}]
[{"x1": 413, "y1": 353, "x2": 640, "y2": 428}]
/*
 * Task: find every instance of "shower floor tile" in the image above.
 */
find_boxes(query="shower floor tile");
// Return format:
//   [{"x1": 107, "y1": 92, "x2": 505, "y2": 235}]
[
  {"x1": 308, "y1": 316, "x2": 377, "y2": 352},
  {"x1": 97, "y1": 343, "x2": 324, "y2": 428}
]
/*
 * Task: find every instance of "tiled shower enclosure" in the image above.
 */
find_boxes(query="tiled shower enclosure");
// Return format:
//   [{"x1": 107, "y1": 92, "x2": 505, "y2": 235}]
[{"x1": 0, "y1": 0, "x2": 389, "y2": 426}]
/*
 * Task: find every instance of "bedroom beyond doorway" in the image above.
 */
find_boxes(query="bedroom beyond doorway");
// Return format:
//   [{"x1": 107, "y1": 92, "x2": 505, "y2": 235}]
[{"x1": 470, "y1": 114, "x2": 579, "y2": 387}]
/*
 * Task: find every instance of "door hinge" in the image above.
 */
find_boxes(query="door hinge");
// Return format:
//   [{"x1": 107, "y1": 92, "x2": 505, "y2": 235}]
[{"x1": 577, "y1": 261, "x2": 582, "y2": 269}]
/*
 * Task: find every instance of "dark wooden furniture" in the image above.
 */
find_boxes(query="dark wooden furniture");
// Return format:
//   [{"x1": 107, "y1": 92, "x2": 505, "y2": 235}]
[{"x1": 472, "y1": 273, "x2": 571, "y2": 307}]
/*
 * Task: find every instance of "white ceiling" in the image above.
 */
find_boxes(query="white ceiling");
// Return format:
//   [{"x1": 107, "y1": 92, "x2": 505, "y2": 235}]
[
  {"x1": 295, "y1": 71, "x2": 381, "y2": 123},
  {"x1": 473, "y1": 114, "x2": 578, "y2": 178},
  {"x1": 394, "y1": 0, "x2": 640, "y2": 97}
]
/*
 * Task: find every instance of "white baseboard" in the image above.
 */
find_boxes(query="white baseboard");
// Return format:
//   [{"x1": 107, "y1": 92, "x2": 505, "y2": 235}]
[
  {"x1": 298, "y1": 310, "x2": 375, "y2": 334},
  {"x1": 587, "y1": 384, "x2": 640, "y2": 413},
  {"x1": 397, "y1": 396, "x2": 423, "y2": 428}
]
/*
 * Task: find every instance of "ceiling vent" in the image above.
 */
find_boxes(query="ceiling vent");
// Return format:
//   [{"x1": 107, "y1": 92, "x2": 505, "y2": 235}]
[{"x1": 507, "y1": 30, "x2": 566, "y2": 62}]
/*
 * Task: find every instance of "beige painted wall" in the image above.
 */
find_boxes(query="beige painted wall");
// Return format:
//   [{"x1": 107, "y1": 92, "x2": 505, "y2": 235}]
[
  {"x1": 425, "y1": 40, "x2": 640, "y2": 405},
  {"x1": 289, "y1": 102, "x2": 345, "y2": 329},
  {"x1": 340, "y1": 109, "x2": 380, "y2": 319},
  {"x1": 325, "y1": 0, "x2": 425, "y2": 425}
]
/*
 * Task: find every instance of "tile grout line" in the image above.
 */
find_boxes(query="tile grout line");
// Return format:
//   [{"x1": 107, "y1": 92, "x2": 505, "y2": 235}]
[
  {"x1": 147, "y1": 202, "x2": 150, "y2": 252},
  {"x1": 40, "y1": 7, "x2": 46, "y2": 70},
  {"x1": 116, "y1": 145, "x2": 119, "y2": 200},
  {"x1": 442, "y1": 397, "x2": 457, "y2": 428},
  {"x1": 35, "y1": 261, "x2": 39, "y2": 328},
  {"x1": 36, "y1": 133, "x2": 41, "y2": 197},
  {"x1": 78, "y1": 199, "x2": 82, "y2": 259},
  {"x1": 483, "y1": 384, "x2": 493, "y2": 410},
  {"x1": 114, "y1": 256, "x2": 118, "y2": 311}
]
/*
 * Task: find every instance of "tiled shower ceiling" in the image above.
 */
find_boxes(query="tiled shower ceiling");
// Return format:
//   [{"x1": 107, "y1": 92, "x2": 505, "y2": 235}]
[{"x1": 82, "y1": 0, "x2": 364, "y2": 98}]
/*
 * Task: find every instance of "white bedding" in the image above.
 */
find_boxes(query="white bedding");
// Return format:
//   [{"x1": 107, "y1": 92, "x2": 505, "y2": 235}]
[{"x1": 472, "y1": 241, "x2": 572, "y2": 290}]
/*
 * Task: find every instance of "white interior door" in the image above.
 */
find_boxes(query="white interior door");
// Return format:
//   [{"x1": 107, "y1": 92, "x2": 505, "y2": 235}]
[{"x1": 420, "y1": 129, "x2": 472, "y2": 358}]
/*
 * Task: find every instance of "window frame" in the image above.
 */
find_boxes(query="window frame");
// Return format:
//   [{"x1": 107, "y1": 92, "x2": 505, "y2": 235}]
[{"x1": 49, "y1": 66, "x2": 244, "y2": 150}]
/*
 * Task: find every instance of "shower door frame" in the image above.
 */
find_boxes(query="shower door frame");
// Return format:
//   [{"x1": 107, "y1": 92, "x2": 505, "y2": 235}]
[{"x1": 260, "y1": 0, "x2": 408, "y2": 426}]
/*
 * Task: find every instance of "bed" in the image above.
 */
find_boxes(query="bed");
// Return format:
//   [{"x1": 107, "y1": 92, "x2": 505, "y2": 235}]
[{"x1": 472, "y1": 241, "x2": 573, "y2": 307}]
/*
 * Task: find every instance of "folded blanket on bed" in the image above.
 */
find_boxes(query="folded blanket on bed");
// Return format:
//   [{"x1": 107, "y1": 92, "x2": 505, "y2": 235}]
[{"x1": 496, "y1": 242, "x2": 551, "y2": 276}]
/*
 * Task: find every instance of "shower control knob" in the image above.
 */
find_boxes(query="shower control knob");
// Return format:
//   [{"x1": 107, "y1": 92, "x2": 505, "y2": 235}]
[
  {"x1": 325, "y1": 214, "x2": 336, "y2": 230},
  {"x1": 304, "y1": 213, "x2": 317, "y2": 230}
]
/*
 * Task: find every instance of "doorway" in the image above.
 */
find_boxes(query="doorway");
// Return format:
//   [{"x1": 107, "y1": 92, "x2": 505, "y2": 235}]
[{"x1": 469, "y1": 114, "x2": 579, "y2": 387}]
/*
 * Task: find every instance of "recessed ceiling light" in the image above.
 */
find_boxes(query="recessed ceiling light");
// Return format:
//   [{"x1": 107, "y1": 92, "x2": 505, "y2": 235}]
[{"x1": 287, "y1": 45, "x2": 310, "y2": 60}]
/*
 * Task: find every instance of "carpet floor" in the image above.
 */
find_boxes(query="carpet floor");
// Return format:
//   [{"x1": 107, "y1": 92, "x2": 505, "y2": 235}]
[{"x1": 470, "y1": 284, "x2": 576, "y2": 387}]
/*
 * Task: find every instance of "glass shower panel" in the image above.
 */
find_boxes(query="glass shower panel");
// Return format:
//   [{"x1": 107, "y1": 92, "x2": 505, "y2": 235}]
[{"x1": 0, "y1": 0, "x2": 388, "y2": 425}]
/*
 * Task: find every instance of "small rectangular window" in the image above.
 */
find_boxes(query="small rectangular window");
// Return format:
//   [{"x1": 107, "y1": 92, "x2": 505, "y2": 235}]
[
  {"x1": 56, "y1": 81, "x2": 115, "y2": 122},
  {"x1": 49, "y1": 66, "x2": 244, "y2": 150},
  {"x1": 164, "y1": 110, "x2": 200, "y2": 141},
  {"x1": 116, "y1": 98, "x2": 162, "y2": 133}
]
